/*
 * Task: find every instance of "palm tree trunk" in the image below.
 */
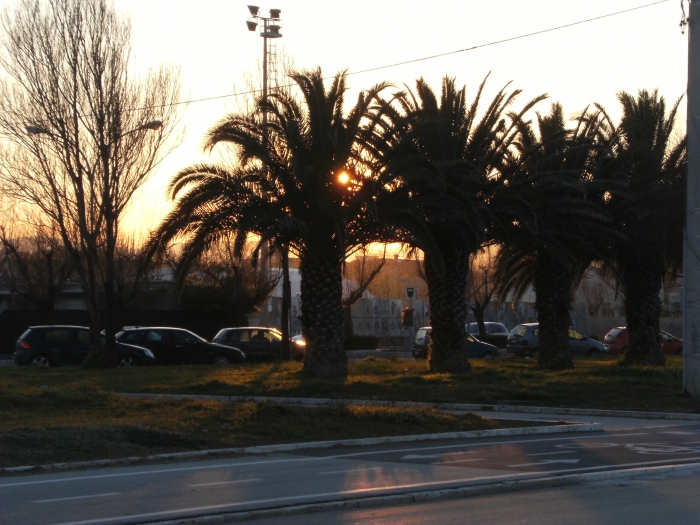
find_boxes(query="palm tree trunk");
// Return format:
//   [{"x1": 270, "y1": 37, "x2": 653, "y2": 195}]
[
  {"x1": 425, "y1": 249, "x2": 471, "y2": 373},
  {"x1": 300, "y1": 251, "x2": 347, "y2": 377},
  {"x1": 621, "y1": 254, "x2": 665, "y2": 366},
  {"x1": 534, "y1": 253, "x2": 574, "y2": 370}
]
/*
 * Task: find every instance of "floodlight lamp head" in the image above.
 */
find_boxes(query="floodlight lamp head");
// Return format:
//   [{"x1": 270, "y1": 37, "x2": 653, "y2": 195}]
[
  {"x1": 270, "y1": 8, "x2": 281, "y2": 19},
  {"x1": 26, "y1": 125, "x2": 49, "y2": 135},
  {"x1": 140, "y1": 120, "x2": 162, "y2": 131},
  {"x1": 246, "y1": 20, "x2": 258, "y2": 31},
  {"x1": 247, "y1": 5, "x2": 259, "y2": 16}
]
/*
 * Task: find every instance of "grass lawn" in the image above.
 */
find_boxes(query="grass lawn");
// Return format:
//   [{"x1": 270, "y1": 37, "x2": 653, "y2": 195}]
[{"x1": 1, "y1": 355, "x2": 697, "y2": 469}]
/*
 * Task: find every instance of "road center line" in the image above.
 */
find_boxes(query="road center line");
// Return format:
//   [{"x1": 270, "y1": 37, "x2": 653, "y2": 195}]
[
  {"x1": 0, "y1": 432, "x2": 647, "y2": 489},
  {"x1": 189, "y1": 478, "x2": 261, "y2": 487},
  {"x1": 438, "y1": 458, "x2": 486, "y2": 464},
  {"x1": 320, "y1": 467, "x2": 385, "y2": 475},
  {"x1": 528, "y1": 451, "x2": 578, "y2": 456},
  {"x1": 48, "y1": 458, "x2": 700, "y2": 525},
  {"x1": 33, "y1": 492, "x2": 121, "y2": 504}
]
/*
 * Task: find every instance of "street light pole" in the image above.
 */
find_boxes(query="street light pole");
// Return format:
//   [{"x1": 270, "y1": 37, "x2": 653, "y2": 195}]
[{"x1": 685, "y1": 0, "x2": 700, "y2": 396}]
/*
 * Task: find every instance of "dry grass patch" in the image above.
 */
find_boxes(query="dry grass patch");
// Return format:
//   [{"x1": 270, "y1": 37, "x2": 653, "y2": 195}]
[{"x1": 0, "y1": 382, "x2": 507, "y2": 469}]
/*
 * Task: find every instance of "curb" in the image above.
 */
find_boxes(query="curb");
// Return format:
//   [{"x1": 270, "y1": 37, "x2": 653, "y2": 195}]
[
  {"x1": 0, "y1": 422, "x2": 600, "y2": 475},
  {"x1": 118, "y1": 392, "x2": 700, "y2": 421},
  {"x1": 144, "y1": 461, "x2": 700, "y2": 525}
]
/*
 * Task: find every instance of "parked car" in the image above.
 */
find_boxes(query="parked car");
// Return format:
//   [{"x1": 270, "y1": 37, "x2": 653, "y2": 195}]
[
  {"x1": 465, "y1": 322, "x2": 509, "y2": 335},
  {"x1": 115, "y1": 327, "x2": 245, "y2": 365},
  {"x1": 213, "y1": 327, "x2": 303, "y2": 361},
  {"x1": 13, "y1": 325, "x2": 156, "y2": 367},
  {"x1": 412, "y1": 327, "x2": 500, "y2": 359},
  {"x1": 506, "y1": 323, "x2": 607, "y2": 358},
  {"x1": 291, "y1": 334, "x2": 306, "y2": 361},
  {"x1": 603, "y1": 327, "x2": 683, "y2": 355}
]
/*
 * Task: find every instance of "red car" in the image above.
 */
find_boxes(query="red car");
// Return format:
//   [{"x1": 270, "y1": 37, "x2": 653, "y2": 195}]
[{"x1": 603, "y1": 327, "x2": 683, "y2": 355}]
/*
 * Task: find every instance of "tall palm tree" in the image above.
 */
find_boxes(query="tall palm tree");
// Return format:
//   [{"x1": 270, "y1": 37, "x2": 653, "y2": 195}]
[
  {"x1": 494, "y1": 103, "x2": 612, "y2": 370},
  {"x1": 149, "y1": 69, "x2": 393, "y2": 377},
  {"x1": 377, "y1": 76, "x2": 544, "y2": 373},
  {"x1": 599, "y1": 90, "x2": 686, "y2": 366}
]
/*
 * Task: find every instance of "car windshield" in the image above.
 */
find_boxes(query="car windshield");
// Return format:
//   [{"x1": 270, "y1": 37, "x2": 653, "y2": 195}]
[{"x1": 509, "y1": 325, "x2": 528, "y2": 337}]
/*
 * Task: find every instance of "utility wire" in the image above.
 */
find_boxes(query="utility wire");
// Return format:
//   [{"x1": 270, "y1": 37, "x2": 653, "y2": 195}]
[
  {"x1": 20, "y1": 0, "x2": 673, "y2": 119},
  {"x1": 136, "y1": 0, "x2": 671, "y2": 112}
]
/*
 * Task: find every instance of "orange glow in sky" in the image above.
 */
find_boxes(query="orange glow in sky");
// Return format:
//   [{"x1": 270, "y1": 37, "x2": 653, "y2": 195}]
[{"x1": 111, "y1": 0, "x2": 687, "y2": 238}]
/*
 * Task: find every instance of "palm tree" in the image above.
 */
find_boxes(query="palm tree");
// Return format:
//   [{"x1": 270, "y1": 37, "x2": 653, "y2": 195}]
[
  {"x1": 378, "y1": 76, "x2": 543, "y2": 373},
  {"x1": 149, "y1": 69, "x2": 393, "y2": 377},
  {"x1": 494, "y1": 103, "x2": 611, "y2": 370},
  {"x1": 599, "y1": 90, "x2": 686, "y2": 366}
]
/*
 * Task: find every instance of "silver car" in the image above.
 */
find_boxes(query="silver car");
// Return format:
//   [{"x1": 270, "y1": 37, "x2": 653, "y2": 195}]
[{"x1": 506, "y1": 323, "x2": 607, "y2": 358}]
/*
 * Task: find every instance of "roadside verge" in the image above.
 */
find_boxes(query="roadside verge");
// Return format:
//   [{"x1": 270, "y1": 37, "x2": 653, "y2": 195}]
[{"x1": 119, "y1": 392, "x2": 700, "y2": 421}]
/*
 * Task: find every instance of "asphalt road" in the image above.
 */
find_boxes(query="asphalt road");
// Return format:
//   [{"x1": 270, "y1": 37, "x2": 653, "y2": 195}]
[
  {"x1": 247, "y1": 469, "x2": 700, "y2": 525},
  {"x1": 2, "y1": 422, "x2": 700, "y2": 525}
]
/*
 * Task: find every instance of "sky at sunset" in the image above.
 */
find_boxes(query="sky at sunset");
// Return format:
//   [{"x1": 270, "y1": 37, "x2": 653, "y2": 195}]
[{"x1": 112, "y1": 0, "x2": 689, "y2": 236}]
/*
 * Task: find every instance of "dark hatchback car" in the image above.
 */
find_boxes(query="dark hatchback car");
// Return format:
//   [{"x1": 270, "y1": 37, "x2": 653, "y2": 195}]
[
  {"x1": 14, "y1": 325, "x2": 156, "y2": 367},
  {"x1": 412, "y1": 327, "x2": 500, "y2": 359},
  {"x1": 115, "y1": 327, "x2": 245, "y2": 366},
  {"x1": 506, "y1": 323, "x2": 607, "y2": 358},
  {"x1": 213, "y1": 327, "x2": 301, "y2": 361}
]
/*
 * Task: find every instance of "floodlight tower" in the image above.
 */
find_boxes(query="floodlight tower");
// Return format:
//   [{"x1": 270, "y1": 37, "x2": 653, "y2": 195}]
[
  {"x1": 246, "y1": 6, "x2": 283, "y2": 327},
  {"x1": 246, "y1": 6, "x2": 282, "y2": 135}
]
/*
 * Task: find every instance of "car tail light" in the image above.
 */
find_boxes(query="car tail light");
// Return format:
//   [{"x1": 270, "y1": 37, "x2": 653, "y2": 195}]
[{"x1": 19, "y1": 340, "x2": 30, "y2": 350}]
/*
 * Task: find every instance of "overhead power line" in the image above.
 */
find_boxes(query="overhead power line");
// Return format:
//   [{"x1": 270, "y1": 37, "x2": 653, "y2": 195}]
[
  {"x1": 24, "y1": 0, "x2": 674, "y2": 118},
  {"x1": 149, "y1": 0, "x2": 670, "y2": 112}
]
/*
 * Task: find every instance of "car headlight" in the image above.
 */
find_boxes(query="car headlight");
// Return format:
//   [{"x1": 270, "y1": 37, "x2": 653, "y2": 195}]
[
  {"x1": 143, "y1": 349, "x2": 155, "y2": 358},
  {"x1": 294, "y1": 340, "x2": 306, "y2": 346}
]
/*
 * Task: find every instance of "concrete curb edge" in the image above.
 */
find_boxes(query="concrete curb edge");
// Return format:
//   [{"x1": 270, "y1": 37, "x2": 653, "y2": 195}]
[
  {"x1": 0, "y1": 422, "x2": 600, "y2": 475},
  {"x1": 144, "y1": 461, "x2": 700, "y2": 525}
]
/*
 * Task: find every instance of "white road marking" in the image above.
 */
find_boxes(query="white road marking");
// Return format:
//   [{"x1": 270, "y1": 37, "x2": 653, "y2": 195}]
[
  {"x1": 528, "y1": 451, "x2": 577, "y2": 456},
  {"x1": 33, "y1": 492, "x2": 120, "y2": 504},
  {"x1": 662, "y1": 432, "x2": 698, "y2": 435},
  {"x1": 189, "y1": 478, "x2": 261, "y2": 487},
  {"x1": 320, "y1": 467, "x2": 385, "y2": 475},
  {"x1": 0, "y1": 432, "x2": 648, "y2": 489},
  {"x1": 438, "y1": 458, "x2": 486, "y2": 464},
  {"x1": 402, "y1": 451, "x2": 475, "y2": 460},
  {"x1": 508, "y1": 459, "x2": 581, "y2": 467},
  {"x1": 48, "y1": 458, "x2": 700, "y2": 525}
]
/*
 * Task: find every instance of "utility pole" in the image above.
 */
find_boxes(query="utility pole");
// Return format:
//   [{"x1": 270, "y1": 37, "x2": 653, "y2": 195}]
[{"x1": 684, "y1": 0, "x2": 700, "y2": 396}]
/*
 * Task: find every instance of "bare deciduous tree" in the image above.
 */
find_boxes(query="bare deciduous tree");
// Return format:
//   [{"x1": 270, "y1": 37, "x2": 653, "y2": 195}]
[
  {"x1": 579, "y1": 268, "x2": 610, "y2": 318},
  {"x1": 0, "y1": 0, "x2": 183, "y2": 360},
  {"x1": 0, "y1": 224, "x2": 74, "y2": 316},
  {"x1": 342, "y1": 246, "x2": 386, "y2": 336},
  {"x1": 467, "y1": 245, "x2": 498, "y2": 336}
]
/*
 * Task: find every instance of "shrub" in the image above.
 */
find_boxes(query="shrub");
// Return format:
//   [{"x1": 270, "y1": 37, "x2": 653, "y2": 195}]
[
  {"x1": 80, "y1": 351, "x2": 112, "y2": 369},
  {"x1": 344, "y1": 335, "x2": 379, "y2": 350}
]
